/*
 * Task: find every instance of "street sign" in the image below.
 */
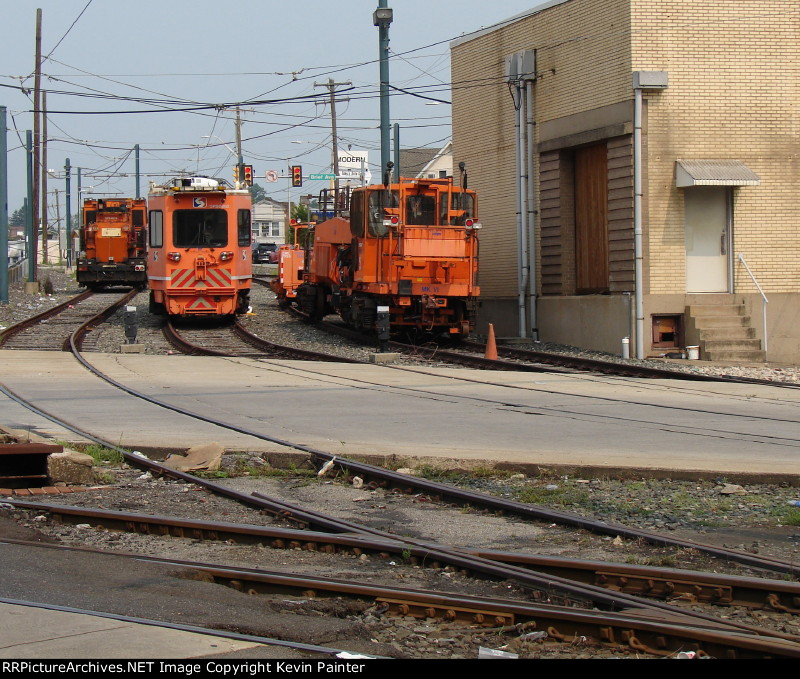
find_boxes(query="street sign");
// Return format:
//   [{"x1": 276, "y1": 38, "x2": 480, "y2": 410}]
[
  {"x1": 265, "y1": 170, "x2": 278, "y2": 183},
  {"x1": 309, "y1": 173, "x2": 336, "y2": 180}
]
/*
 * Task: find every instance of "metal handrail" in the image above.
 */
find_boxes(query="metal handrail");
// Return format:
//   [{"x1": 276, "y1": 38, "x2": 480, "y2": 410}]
[{"x1": 737, "y1": 253, "x2": 769, "y2": 353}]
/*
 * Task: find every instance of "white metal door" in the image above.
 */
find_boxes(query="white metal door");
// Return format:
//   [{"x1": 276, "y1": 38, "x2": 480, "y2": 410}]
[{"x1": 684, "y1": 187, "x2": 730, "y2": 293}]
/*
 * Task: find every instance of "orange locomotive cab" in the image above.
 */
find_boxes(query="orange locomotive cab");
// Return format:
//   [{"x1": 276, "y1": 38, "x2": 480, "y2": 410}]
[
  {"x1": 147, "y1": 176, "x2": 252, "y2": 316},
  {"x1": 298, "y1": 168, "x2": 480, "y2": 337},
  {"x1": 270, "y1": 222, "x2": 309, "y2": 307},
  {"x1": 77, "y1": 198, "x2": 147, "y2": 289}
]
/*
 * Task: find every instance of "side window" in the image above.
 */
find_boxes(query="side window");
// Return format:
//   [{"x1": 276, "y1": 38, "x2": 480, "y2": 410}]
[
  {"x1": 238, "y1": 209, "x2": 251, "y2": 246},
  {"x1": 367, "y1": 190, "x2": 398, "y2": 237},
  {"x1": 350, "y1": 190, "x2": 365, "y2": 237},
  {"x1": 149, "y1": 210, "x2": 163, "y2": 247}
]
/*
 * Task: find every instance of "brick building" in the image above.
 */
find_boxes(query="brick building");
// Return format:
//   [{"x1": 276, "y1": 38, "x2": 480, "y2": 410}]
[{"x1": 451, "y1": 0, "x2": 800, "y2": 362}]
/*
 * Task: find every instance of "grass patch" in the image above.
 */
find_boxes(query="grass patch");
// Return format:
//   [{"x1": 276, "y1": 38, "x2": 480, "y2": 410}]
[
  {"x1": 770, "y1": 506, "x2": 800, "y2": 526},
  {"x1": 57, "y1": 441, "x2": 125, "y2": 466},
  {"x1": 517, "y1": 484, "x2": 592, "y2": 509}
]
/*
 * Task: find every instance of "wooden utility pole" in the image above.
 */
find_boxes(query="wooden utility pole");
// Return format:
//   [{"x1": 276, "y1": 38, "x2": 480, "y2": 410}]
[
  {"x1": 313, "y1": 79, "x2": 351, "y2": 194},
  {"x1": 32, "y1": 7, "x2": 42, "y2": 273},
  {"x1": 41, "y1": 91, "x2": 48, "y2": 263},
  {"x1": 235, "y1": 106, "x2": 243, "y2": 185}
]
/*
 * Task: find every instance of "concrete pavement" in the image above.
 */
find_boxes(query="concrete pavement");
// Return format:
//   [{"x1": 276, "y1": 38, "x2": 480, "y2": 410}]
[{"x1": 1, "y1": 350, "x2": 798, "y2": 478}]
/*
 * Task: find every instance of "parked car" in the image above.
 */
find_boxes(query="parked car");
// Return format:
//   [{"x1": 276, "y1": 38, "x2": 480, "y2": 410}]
[{"x1": 252, "y1": 242, "x2": 277, "y2": 263}]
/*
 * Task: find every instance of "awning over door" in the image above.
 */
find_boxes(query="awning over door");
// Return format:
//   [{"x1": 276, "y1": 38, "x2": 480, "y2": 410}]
[{"x1": 675, "y1": 159, "x2": 761, "y2": 187}]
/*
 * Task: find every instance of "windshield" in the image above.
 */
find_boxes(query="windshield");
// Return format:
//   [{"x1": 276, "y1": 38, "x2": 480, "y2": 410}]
[{"x1": 173, "y1": 209, "x2": 228, "y2": 247}]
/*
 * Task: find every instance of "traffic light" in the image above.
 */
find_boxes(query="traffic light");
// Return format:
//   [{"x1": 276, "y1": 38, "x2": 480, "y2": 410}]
[
  {"x1": 243, "y1": 165, "x2": 253, "y2": 186},
  {"x1": 291, "y1": 165, "x2": 303, "y2": 187},
  {"x1": 233, "y1": 165, "x2": 240, "y2": 181}
]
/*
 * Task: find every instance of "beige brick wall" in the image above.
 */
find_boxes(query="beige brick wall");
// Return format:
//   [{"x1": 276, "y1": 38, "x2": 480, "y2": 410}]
[
  {"x1": 452, "y1": 0, "x2": 632, "y2": 298},
  {"x1": 633, "y1": 0, "x2": 800, "y2": 294},
  {"x1": 453, "y1": 0, "x2": 800, "y2": 300}
]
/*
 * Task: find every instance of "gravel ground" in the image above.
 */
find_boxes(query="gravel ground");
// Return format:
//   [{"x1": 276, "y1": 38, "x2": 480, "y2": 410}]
[
  {"x1": 4, "y1": 265, "x2": 800, "y2": 382},
  {"x1": 3, "y1": 457, "x2": 800, "y2": 659}
]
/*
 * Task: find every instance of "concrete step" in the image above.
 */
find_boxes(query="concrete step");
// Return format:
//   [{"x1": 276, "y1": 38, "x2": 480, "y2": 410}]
[
  {"x1": 703, "y1": 338, "x2": 763, "y2": 351},
  {"x1": 698, "y1": 327, "x2": 756, "y2": 341},
  {"x1": 693, "y1": 315, "x2": 752, "y2": 329},
  {"x1": 703, "y1": 348, "x2": 767, "y2": 362},
  {"x1": 688, "y1": 304, "x2": 745, "y2": 317}
]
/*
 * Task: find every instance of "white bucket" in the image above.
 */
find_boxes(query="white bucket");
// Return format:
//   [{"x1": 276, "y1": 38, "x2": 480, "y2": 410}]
[{"x1": 686, "y1": 345, "x2": 700, "y2": 360}]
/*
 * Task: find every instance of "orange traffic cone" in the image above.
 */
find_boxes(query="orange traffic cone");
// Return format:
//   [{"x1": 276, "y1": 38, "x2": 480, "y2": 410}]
[{"x1": 485, "y1": 323, "x2": 498, "y2": 360}]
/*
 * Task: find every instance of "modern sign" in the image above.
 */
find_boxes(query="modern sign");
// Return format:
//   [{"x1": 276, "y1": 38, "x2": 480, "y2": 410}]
[
  {"x1": 337, "y1": 151, "x2": 371, "y2": 184},
  {"x1": 309, "y1": 173, "x2": 336, "y2": 180},
  {"x1": 265, "y1": 170, "x2": 278, "y2": 183}
]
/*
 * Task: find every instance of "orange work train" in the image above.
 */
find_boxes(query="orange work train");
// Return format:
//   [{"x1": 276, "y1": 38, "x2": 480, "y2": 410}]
[
  {"x1": 295, "y1": 171, "x2": 480, "y2": 338},
  {"x1": 146, "y1": 176, "x2": 252, "y2": 316},
  {"x1": 77, "y1": 198, "x2": 147, "y2": 289}
]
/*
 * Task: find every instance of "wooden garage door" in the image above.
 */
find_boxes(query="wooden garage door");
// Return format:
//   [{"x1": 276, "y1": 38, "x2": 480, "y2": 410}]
[{"x1": 575, "y1": 144, "x2": 609, "y2": 293}]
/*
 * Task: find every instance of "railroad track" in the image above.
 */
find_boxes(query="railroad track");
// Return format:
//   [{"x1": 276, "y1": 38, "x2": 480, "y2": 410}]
[
  {"x1": 0, "y1": 288, "x2": 138, "y2": 352},
  {"x1": 7, "y1": 349, "x2": 798, "y2": 583},
  {"x1": 163, "y1": 318, "x2": 360, "y2": 362},
  {"x1": 5, "y1": 508, "x2": 800, "y2": 659},
  {"x1": 4, "y1": 378, "x2": 800, "y2": 657},
  {"x1": 8, "y1": 499, "x2": 800, "y2": 617},
  {"x1": 264, "y1": 288, "x2": 799, "y2": 386},
  {"x1": 3, "y1": 298, "x2": 800, "y2": 657}
]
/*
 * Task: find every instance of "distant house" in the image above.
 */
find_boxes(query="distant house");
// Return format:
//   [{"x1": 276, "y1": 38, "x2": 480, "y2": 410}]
[
  {"x1": 398, "y1": 142, "x2": 453, "y2": 180},
  {"x1": 252, "y1": 197, "x2": 287, "y2": 246}
]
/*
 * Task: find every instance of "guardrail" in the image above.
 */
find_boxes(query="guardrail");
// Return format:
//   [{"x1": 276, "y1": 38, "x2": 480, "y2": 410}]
[{"x1": 737, "y1": 253, "x2": 769, "y2": 353}]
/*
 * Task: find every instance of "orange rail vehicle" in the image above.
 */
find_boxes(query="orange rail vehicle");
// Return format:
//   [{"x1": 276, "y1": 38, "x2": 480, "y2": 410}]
[
  {"x1": 146, "y1": 176, "x2": 252, "y2": 316},
  {"x1": 296, "y1": 168, "x2": 480, "y2": 338},
  {"x1": 77, "y1": 198, "x2": 147, "y2": 289},
  {"x1": 270, "y1": 222, "x2": 309, "y2": 307}
]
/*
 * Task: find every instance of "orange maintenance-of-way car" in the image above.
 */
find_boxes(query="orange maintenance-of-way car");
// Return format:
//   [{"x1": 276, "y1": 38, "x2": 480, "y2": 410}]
[{"x1": 146, "y1": 176, "x2": 252, "y2": 316}]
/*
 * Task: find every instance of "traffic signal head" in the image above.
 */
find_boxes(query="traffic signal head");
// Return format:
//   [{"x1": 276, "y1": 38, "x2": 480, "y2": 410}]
[
  {"x1": 243, "y1": 165, "x2": 253, "y2": 186},
  {"x1": 291, "y1": 165, "x2": 303, "y2": 187},
  {"x1": 233, "y1": 165, "x2": 240, "y2": 181}
]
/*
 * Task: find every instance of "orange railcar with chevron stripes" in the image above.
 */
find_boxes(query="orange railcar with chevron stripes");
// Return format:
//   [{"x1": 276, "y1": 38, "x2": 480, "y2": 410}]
[{"x1": 146, "y1": 176, "x2": 252, "y2": 316}]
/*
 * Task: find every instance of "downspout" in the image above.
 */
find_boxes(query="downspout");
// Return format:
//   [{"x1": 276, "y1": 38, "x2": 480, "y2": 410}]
[
  {"x1": 632, "y1": 71, "x2": 668, "y2": 360},
  {"x1": 516, "y1": 84, "x2": 528, "y2": 339},
  {"x1": 525, "y1": 78, "x2": 538, "y2": 340},
  {"x1": 633, "y1": 86, "x2": 644, "y2": 359}
]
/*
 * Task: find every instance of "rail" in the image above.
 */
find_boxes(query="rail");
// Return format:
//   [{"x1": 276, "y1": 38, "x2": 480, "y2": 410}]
[{"x1": 737, "y1": 253, "x2": 769, "y2": 353}]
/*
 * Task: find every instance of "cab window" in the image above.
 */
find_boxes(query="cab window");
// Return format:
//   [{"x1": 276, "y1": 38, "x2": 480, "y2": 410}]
[
  {"x1": 350, "y1": 190, "x2": 365, "y2": 237},
  {"x1": 149, "y1": 210, "x2": 163, "y2": 247},
  {"x1": 238, "y1": 209, "x2": 251, "y2": 246},
  {"x1": 173, "y1": 209, "x2": 228, "y2": 247},
  {"x1": 448, "y1": 192, "x2": 476, "y2": 224},
  {"x1": 406, "y1": 194, "x2": 436, "y2": 226},
  {"x1": 367, "y1": 189, "x2": 399, "y2": 237}
]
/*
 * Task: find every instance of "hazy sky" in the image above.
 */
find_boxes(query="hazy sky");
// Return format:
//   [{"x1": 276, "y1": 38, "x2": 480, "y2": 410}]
[{"x1": 3, "y1": 1, "x2": 539, "y2": 216}]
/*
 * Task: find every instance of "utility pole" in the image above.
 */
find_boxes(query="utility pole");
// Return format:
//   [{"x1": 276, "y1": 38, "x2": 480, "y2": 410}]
[
  {"x1": 26, "y1": 131, "x2": 35, "y2": 286},
  {"x1": 32, "y1": 7, "x2": 42, "y2": 275},
  {"x1": 235, "y1": 106, "x2": 244, "y2": 187},
  {"x1": 135, "y1": 143, "x2": 140, "y2": 199},
  {"x1": 314, "y1": 79, "x2": 351, "y2": 195},
  {"x1": 52, "y1": 188, "x2": 61, "y2": 261},
  {"x1": 65, "y1": 158, "x2": 71, "y2": 268},
  {"x1": 373, "y1": 2, "x2": 393, "y2": 174},
  {"x1": 0, "y1": 106, "x2": 8, "y2": 304},
  {"x1": 41, "y1": 90, "x2": 48, "y2": 263}
]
